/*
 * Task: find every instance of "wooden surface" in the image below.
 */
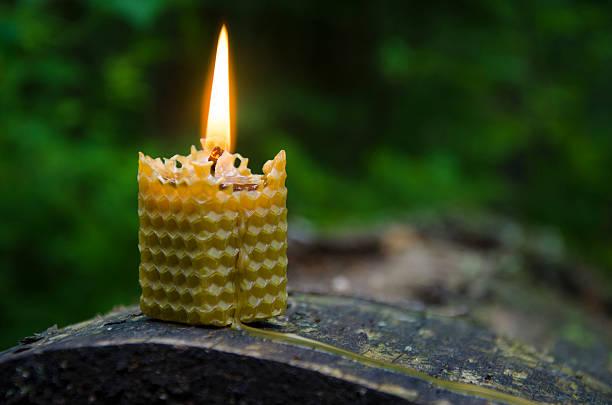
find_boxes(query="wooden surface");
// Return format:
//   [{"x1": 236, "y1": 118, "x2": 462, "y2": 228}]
[{"x1": 1, "y1": 292, "x2": 610, "y2": 404}]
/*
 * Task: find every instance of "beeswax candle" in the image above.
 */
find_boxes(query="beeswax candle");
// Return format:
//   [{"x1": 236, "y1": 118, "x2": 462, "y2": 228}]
[{"x1": 137, "y1": 25, "x2": 288, "y2": 326}]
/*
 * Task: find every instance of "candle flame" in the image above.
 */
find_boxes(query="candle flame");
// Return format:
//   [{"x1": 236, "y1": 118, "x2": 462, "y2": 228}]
[{"x1": 202, "y1": 25, "x2": 231, "y2": 151}]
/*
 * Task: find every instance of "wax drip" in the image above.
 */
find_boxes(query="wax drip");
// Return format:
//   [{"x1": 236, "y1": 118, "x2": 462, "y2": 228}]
[
  {"x1": 230, "y1": 199, "x2": 248, "y2": 325},
  {"x1": 211, "y1": 147, "x2": 260, "y2": 191},
  {"x1": 231, "y1": 322, "x2": 543, "y2": 405}
]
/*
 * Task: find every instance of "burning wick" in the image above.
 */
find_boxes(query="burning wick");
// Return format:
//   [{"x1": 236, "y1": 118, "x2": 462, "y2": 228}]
[
  {"x1": 202, "y1": 26, "x2": 259, "y2": 192},
  {"x1": 208, "y1": 146, "x2": 224, "y2": 174}
]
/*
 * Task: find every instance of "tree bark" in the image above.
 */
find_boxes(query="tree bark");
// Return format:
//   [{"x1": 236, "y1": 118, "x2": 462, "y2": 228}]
[{"x1": 1, "y1": 292, "x2": 610, "y2": 404}]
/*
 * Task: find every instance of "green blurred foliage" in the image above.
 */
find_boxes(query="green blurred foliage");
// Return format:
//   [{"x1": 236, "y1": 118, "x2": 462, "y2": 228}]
[{"x1": 1, "y1": 0, "x2": 611, "y2": 348}]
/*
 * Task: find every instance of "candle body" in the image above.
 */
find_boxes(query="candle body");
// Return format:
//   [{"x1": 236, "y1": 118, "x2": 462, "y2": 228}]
[{"x1": 138, "y1": 149, "x2": 287, "y2": 326}]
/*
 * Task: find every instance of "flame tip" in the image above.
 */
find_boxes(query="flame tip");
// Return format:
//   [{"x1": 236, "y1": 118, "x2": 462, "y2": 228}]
[{"x1": 202, "y1": 22, "x2": 232, "y2": 151}]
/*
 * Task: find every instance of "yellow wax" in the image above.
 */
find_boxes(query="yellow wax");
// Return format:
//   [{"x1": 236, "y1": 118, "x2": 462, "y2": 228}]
[{"x1": 138, "y1": 143, "x2": 287, "y2": 326}]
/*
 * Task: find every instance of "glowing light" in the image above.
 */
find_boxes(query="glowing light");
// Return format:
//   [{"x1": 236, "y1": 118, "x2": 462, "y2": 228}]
[{"x1": 202, "y1": 25, "x2": 231, "y2": 151}]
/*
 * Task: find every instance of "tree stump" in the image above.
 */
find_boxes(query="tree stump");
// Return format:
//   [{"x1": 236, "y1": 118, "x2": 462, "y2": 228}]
[{"x1": 1, "y1": 292, "x2": 610, "y2": 404}]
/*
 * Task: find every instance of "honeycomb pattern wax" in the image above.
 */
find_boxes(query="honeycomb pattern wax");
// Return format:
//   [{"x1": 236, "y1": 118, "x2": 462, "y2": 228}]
[{"x1": 138, "y1": 143, "x2": 287, "y2": 326}]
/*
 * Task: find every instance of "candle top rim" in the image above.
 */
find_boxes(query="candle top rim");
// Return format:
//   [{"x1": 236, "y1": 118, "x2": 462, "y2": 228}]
[{"x1": 139, "y1": 140, "x2": 285, "y2": 187}]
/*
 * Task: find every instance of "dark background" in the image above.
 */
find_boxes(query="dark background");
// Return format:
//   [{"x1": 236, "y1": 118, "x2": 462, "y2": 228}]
[{"x1": 1, "y1": 1, "x2": 611, "y2": 349}]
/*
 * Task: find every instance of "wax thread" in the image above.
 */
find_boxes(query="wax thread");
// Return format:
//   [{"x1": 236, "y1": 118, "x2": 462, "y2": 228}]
[
  {"x1": 234, "y1": 321, "x2": 544, "y2": 405},
  {"x1": 231, "y1": 203, "x2": 247, "y2": 324}
]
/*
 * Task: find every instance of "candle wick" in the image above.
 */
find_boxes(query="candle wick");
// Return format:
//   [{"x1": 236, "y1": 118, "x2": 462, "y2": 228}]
[{"x1": 208, "y1": 146, "x2": 224, "y2": 175}]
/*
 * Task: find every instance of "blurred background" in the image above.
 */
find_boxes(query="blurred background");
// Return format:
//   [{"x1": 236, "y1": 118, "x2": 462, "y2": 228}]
[{"x1": 1, "y1": 1, "x2": 611, "y2": 351}]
